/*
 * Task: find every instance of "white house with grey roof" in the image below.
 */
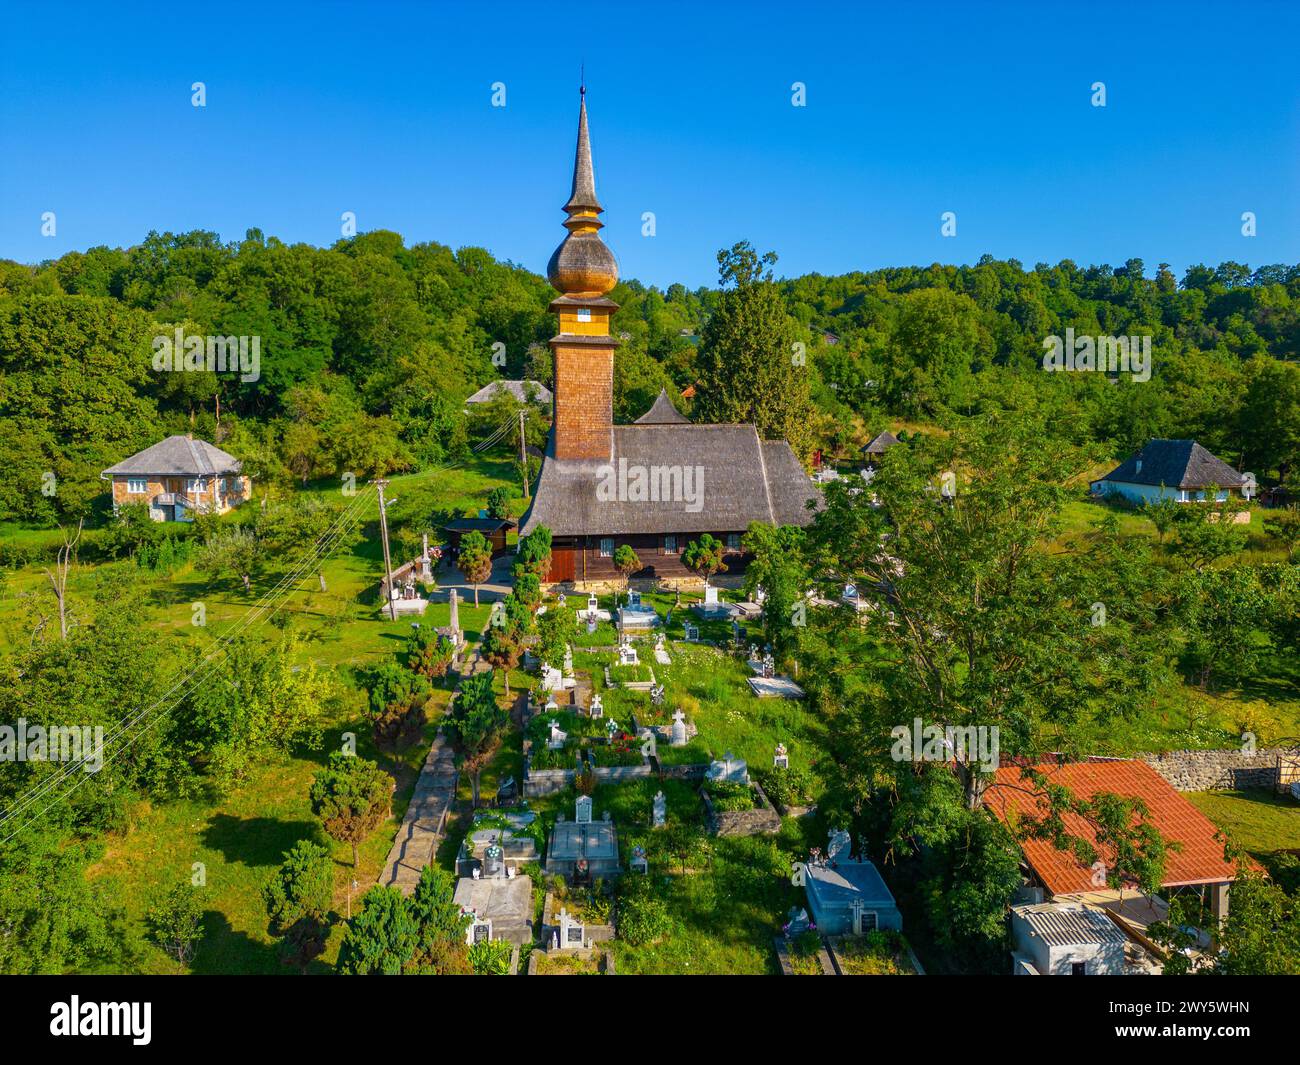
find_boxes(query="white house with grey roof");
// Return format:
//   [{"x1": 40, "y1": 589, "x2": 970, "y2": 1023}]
[
  {"x1": 464, "y1": 379, "x2": 553, "y2": 407},
  {"x1": 1011, "y1": 902, "x2": 1152, "y2": 975},
  {"x1": 1090, "y1": 439, "x2": 1249, "y2": 506},
  {"x1": 101, "y1": 435, "x2": 249, "y2": 522}
]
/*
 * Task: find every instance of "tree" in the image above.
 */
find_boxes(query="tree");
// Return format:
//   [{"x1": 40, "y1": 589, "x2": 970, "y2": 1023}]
[
  {"x1": 683, "y1": 533, "x2": 727, "y2": 586},
  {"x1": 1141, "y1": 496, "x2": 1181, "y2": 543},
  {"x1": 485, "y1": 486, "x2": 510, "y2": 521},
  {"x1": 408, "y1": 866, "x2": 472, "y2": 975},
  {"x1": 693, "y1": 242, "x2": 815, "y2": 458},
  {"x1": 309, "y1": 753, "x2": 392, "y2": 869},
  {"x1": 0, "y1": 827, "x2": 124, "y2": 974},
  {"x1": 805, "y1": 412, "x2": 1169, "y2": 817},
  {"x1": 1171, "y1": 493, "x2": 1248, "y2": 570},
  {"x1": 263, "y1": 839, "x2": 334, "y2": 972},
  {"x1": 458, "y1": 530, "x2": 493, "y2": 608},
  {"x1": 43, "y1": 520, "x2": 82, "y2": 641},
  {"x1": 402, "y1": 625, "x2": 455, "y2": 678},
  {"x1": 613, "y1": 544, "x2": 641, "y2": 595},
  {"x1": 146, "y1": 883, "x2": 204, "y2": 966},
  {"x1": 196, "y1": 524, "x2": 261, "y2": 593},
  {"x1": 336, "y1": 885, "x2": 419, "y2": 975},
  {"x1": 536, "y1": 604, "x2": 578, "y2": 670},
  {"x1": 742, "y1": 522, "x2": 807, "y2": 666},
  {"x1": 1177, "y1": 565, "x2": 1269, "y2": 689},
  {"x1": 448, "y1": 672, "x2": 509, "y2": 807},
  {"x1": 516, "y1": 525, "x2": 552, "y2": 579},
  {"x1": 364, "y1": 661, "x2": 430, "y2": 762}
]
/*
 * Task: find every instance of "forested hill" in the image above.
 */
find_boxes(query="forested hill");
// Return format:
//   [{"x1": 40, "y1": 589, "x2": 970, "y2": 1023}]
[{"x1": 2, "y1": 228, "x2": 1297, "y2": 525}]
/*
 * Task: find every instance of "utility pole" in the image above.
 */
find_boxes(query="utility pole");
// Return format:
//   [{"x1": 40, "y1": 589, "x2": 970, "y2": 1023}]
[
  {"x1": 518, "y1": 408, "x2": 530, "y2": 500},
  {"x1": 376, "y1": 479, "x2": 397, "y2": 621}
]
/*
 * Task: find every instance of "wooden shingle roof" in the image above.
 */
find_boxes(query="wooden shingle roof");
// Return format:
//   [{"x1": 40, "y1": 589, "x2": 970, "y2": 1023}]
[
  {"x1": 519, "y1": 423, "x2": 820, "y2": 537},
  {"x1": 633, "y1": 388, "x2": 690, "y2": 425},
  {"x1": 1097, "y1": 439, "x2": 1244, "y2": 489},
  {"x1": 102, "y1": 436, "x2": 241, "y2": 478}
]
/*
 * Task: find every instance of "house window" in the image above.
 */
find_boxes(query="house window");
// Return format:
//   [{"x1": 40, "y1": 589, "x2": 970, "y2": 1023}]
[
  {"x1": 726, "y1": 532, "x2": 741, "y2": 550},
  {"x1": 599, "y1": 538, "x2": 613, "y2": 557},
  {"x1": 1071, "y1": 961, "x2": 1087, "y2": 976},
  {"x1": 186, "y1": 478, "x2": 205, "y2": 494},
  {"x1": 126, "y1": 478, "x2": 148, "y2": 495},
  {"x1": 663, "y1": 535, "x2": 677, "y2": 553}
]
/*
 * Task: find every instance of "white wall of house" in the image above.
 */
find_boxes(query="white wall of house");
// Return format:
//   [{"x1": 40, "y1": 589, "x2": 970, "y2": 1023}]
[
  {"x1": 1010, "y1": 909, "x2": 1127, "y2": 975},
  {"x1": 1095, "y1": 480, "x2": 1228, "y2": 505}
]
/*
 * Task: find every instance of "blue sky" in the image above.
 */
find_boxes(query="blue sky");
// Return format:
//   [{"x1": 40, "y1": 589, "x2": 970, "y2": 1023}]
[{"x1": 1, "y1": 0, "x2": 1296, "y2": 288}]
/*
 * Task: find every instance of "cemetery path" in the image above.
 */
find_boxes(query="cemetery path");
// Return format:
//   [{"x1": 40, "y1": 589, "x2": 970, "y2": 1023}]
[{"x1": 380, "y1": 729, "x2": 459, "y2": 895}]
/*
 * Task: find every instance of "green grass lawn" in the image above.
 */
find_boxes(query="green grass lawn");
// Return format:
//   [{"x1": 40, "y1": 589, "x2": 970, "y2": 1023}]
[{"x1": 1186, "y1": 790, "x2": 1300, "y2": 860}]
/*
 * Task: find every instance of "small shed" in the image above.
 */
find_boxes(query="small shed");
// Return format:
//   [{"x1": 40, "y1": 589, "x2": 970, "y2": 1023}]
[
  {"x1": 860, "y1": 431, "x2": 899, "y2": 468},
  {"x1": 442, "y1": 517, "x2": 515, "y2": 557}
]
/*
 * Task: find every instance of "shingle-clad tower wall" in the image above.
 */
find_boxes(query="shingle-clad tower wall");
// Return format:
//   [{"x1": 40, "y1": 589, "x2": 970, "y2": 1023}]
[{"x1": 547, "y1": 88, "x2": 619, "y2": 462}]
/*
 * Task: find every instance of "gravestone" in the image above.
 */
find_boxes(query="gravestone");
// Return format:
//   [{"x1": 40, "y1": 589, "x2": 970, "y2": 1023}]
[
  {"x1": 589, "y1": 692, "x2": 604, "y2": 719},
  {"x1": 630, "y1": 844, "x2": 648, "y2": 874},
  {"x1": 606, "y1": 718, "x2": 620, "y2": 738},
  {"x1": 545, "y1": 691, "x2": 560, "y2": 714},
  {"x1": 843, "y1": 583, "x2": 858, "y2": 600},
  {"x1": 587, "y1": 593, "x2": 599, "y2": 615},
  {"x1": 496, "y1": 776, "x2": 517, "y2": 803},
  {"x1": 628, "y1": 589, "x2": 642, "y2": 609},
  {"x1": 547, "y1": 720, "x2": 567, "y2": 750},
  {"x1": 587, "y1": 617, "x2": 597, "y2": 635},
  {"x1": 850, "y1": 897, "x2": 866, "y2": 936},
  {"x1": 652, "y1": 790, "x2": 667, "y2": 828},
  {"x1": 557, "y1": 906, "x2": 585, "y2": 950},
  {"x1": 703, "y1": 585, "x2": 719, "y2": 605},
  {"x1": 755, "y1": 586, "x2": 767, "y2": 605},
  {"x1": 650, "y1": 684, "x2": 665, "y2": 707},
  {"x1": 670, "y1": 708, "x2": 688, "y2": 747},
  {"x1": 575, "y1": 795, "x2": 593, "y2": 824},
  {"x1": 483, "y1": 842, "x2": 504, "y2": 878},
  {"x1": 557, "y1": 592, "x2": 567, "y2": 609},
  {"x1": 774, "y1": 743, "x2": 789, "y2": 770},
  {"x1": 618, "y1": 641, "x2": 639, "y2": 666},
  {"x1": 682, "y1": 622, "x2": 699, "y2": 641}
]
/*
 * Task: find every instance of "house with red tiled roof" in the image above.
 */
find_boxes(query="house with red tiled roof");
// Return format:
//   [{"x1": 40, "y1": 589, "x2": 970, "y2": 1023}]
[{"x1": 983, "y1": 759, "x2": 1245, "y2": 928}]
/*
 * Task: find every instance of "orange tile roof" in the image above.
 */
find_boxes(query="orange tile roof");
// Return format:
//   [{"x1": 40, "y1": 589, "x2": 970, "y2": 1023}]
[{"x1": 983, "y1": 760, "x2": 1240, "y2": 896}]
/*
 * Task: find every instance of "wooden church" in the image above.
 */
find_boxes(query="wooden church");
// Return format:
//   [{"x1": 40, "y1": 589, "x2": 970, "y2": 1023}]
[{"x1": 520, "y1": 90, "x2": 819, "y2": 584}]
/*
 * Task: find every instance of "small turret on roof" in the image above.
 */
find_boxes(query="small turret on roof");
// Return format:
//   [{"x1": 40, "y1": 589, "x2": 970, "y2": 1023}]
[{"x1": 633, "y1": 387, "x2": 691, "y2": 425}]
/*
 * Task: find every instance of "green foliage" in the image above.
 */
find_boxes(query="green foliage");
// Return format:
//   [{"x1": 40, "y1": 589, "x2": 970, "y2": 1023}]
[
  {"x1": 683, "y1": 533, "x2": 727, "y2": 583},
  {"x1": 613, "y1": 544, "x2": 641, "y2": 586},
  {"x1": 694, "y1": 242, "x2": 815, "y2": 458},
  {"x1": 146, "y1": 883, "x2": 204, "y2": 966},
  {"x1": 617, "y1": 875, "x2": 674, "y2": 946},
  {"x1": 485, "y1": 486, "x2": 510, "y2": 521},
  {"x1": 0, "y1": 827, "x2": 125, "y2": 974},
  {"x1": 338, "y1": 867, "x2": 471, "y2": 975},
  {"x1": 706, "y1": 780, "x2": 754, "y2": 812},
  {"x1": 535, "y1": 603, "x2": 577, "y2": 669},
  {"x1": 309, "y1": 753, "x2": 392, "y2": 868},
  {"x1": 468, "y1": 938, "x2": 513, "y2": 975},
  {"x1": 263, "y1": 839, "x2": 333, "y2": 970}
]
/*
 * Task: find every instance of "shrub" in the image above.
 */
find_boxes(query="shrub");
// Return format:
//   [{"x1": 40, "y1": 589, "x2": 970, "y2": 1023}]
[
  {"x1": 468, "y1": 938, "x2": 514, "y2": 975},
  {"x1": 617, "y1": 877, "x2": 672, "y2": 946}
]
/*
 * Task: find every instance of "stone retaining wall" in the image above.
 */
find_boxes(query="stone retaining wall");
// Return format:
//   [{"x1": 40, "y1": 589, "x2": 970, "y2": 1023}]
[
  {"x1": 1137, "y1": 747, "x2": 1297, "y2": 792},
  {"x1": 703, "y1": 779, "x2": 782, "y2": 837}
]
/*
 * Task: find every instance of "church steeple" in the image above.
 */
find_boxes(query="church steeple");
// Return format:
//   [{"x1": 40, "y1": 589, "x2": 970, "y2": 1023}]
[
  {"x1": 563, "y1": 88, "x2": 601, "y2": 216},
  {"x1": 548, "y1": 87, "x2": 619, "y2": 462},
  {"x1": 547, "y1": 88, "x2": 618, "y2": 297}
]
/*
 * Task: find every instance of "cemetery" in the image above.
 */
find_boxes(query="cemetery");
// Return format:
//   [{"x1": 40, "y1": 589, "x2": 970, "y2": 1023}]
[{"x1": 431, "y1": 584, "x2": 856, "y2": 974}]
